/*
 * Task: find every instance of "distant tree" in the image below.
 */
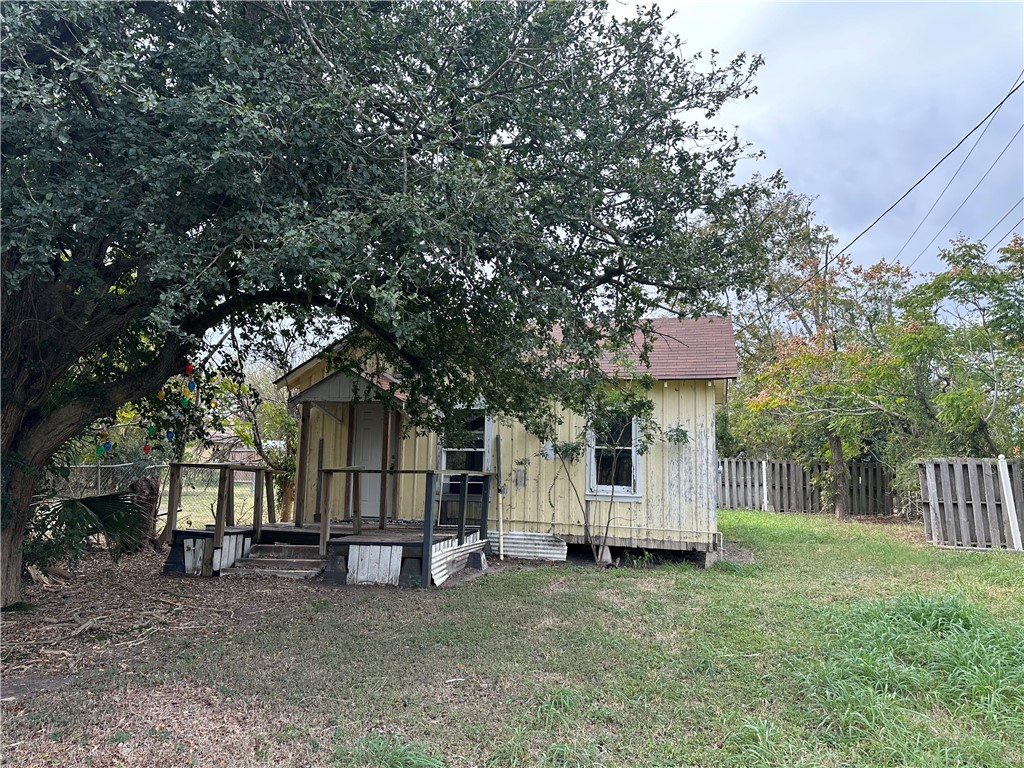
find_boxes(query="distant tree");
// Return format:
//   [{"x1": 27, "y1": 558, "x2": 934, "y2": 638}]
[
  {"x1": 1, "y1": 0, "x2": 782, "y2": 605},
  {"x1": 730, "y1": 223, "x2": 1023, "y2": 512}
]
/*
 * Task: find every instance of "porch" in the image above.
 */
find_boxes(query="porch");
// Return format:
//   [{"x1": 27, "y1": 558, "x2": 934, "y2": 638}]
[{"x1": 161, "y1": 462, "x2": 493, "y2": 586}]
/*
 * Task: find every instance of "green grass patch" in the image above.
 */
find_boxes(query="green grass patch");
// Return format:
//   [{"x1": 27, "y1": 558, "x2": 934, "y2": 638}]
[
  {"x1": 5, "y1": 510, "x2": 1023, "y2": 767},
  {"x1": 332, "y1": 735, "x2": 446, "y2": 768}
]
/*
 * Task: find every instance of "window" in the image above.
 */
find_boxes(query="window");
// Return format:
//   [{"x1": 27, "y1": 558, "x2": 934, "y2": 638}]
[
  {"x1": 440, "y1": 411, "x2": 489, "y2": 497},
  {"x1": 587, "y1": 414, "x2": 641, "y2": 499}
]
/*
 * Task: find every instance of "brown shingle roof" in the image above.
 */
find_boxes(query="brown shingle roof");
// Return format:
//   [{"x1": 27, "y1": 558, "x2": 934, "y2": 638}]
[{"x1": 599, "y1": 316, "x2": 738, "y2": 380}]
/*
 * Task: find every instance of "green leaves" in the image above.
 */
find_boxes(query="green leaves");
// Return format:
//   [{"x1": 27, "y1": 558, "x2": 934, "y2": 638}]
[{"x1": 3, "y1": 0, "x2": 780, "y2": 527}]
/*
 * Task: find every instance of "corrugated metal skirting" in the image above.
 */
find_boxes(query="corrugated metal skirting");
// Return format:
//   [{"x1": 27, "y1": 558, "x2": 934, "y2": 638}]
[{"x1": 487, "y1": 531, "x2": 567, "y2": 561}]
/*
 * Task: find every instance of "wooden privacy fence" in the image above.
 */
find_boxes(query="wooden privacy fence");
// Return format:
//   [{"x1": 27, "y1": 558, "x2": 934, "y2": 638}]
[
  {"x1": 918, "y1": 456, "x2": 1023, "y2": 551},
  {"x1": 719, "y1": 459, "x2": 895, "y2": 515}
]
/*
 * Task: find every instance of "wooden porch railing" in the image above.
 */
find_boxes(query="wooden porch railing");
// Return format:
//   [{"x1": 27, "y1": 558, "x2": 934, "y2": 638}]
[
  {"x1": 166, "y1": 462, "x2": 279, "y2": 574},
  {"x1": 315, "y1": 467, "x2": 494, "y2": 586}
]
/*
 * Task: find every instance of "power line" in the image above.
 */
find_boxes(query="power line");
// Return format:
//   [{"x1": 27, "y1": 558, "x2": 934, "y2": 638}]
[
  {"x1": 905, "y1": 123, "x2": 1024, "y2": 269},
  {"x1": 983, "y1": 218, "x2": 1024, "y2": 260},
  {"x1": 735, "y1": 77, "x2": 1024, "y2": 334},
  {"x1": 978, "y1": 199, "x2": 1019, "y2": 247},
  {"x1": 894, "y1": 68, "x2": 1024, "y2": 263},
  {"x1": 838, "y1": 78, "x2": 1023, "y2": 259}
]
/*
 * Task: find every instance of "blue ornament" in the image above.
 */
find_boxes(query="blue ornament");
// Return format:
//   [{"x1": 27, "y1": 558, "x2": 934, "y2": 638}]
[
  {"x1": 166, "y1": 430, "x2": 175, "y2": 442},
  {"x1": 187, "y1": 380, "x2": 196, "y2": 392},
  {"x1": 103, "y1": 440, "x2": 113, "y2": 451}
]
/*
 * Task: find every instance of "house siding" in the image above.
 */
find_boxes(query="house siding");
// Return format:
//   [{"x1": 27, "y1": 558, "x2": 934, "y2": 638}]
[{"x1": 286, "y1": 359, "x2": 721, "y2": 550}]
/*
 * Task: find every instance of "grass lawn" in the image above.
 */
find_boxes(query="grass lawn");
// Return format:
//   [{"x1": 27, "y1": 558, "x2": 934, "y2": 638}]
[{"x1": 2, "y1": 510, "x2": 1023, "y2": 767}]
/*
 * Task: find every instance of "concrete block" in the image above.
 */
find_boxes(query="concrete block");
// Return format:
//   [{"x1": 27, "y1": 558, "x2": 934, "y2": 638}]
[{"x1": 467, "y1": 551, "x2": 487, "y2": 570}]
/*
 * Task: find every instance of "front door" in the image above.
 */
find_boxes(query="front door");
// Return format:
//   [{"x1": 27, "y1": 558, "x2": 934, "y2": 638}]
[{"x1": 352, "y1": 402, "x2": 384, "y2": 516}]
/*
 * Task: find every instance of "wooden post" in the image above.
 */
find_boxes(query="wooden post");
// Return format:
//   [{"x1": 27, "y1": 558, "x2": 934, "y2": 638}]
[
  {"x1": 352, "y1": 471, "x2": 362, "y2": 535},
  {"x1": 313, "y1": 438, "x2": 325, "y2": 529},
  {"x1": 379, "y1": 408, "x2": 390, "y2": 530},
  {"x1": 924, "y1": 462, "x2": 943, "y2": 545},
  {"x1": 982, "y1": 459, "x2": 1003, "y2": 547},
  {"x1": 319, "y1": 470, "x2": 332, "y2": 558},
  {"x1": 214, "y1": 467, "x2": 228, "y2": 549},
  {"x1": 997, "y1": 454, "x2": 1022, "y2": 551},
  {"x1": 480, "y1": 474, "x2": 491, "y2": 552},
  {"x1": 390, "y1": 411, "x2": 402, "y2": 524},
  {"x1": 294, "y1": 401, "x2": 311, "y2": 527},
  {"x1": 966, "y1": 460, "x2": 986, "y2": 547},
  {"x1": 421, "y1": 471, "x2": 436, "y2": 588},
  {"x1": 253, "y1": 468, "x2": 264, "y2": 545},
  {"x1": 166, "y1": 463, "x2": 182, "y2": 534},
  {"x1": 205, "y1": 467, "x2": 229, "y2": 576},
  {"x1": 457, "y1": 473, "x2": 469, "y2": 545},
  {"x1": 226, "y1": 466, "x2": 236, "y2": 527},
  {"x1": 344, "y1": 402, "x2": 356, "y2": 520},
  {"x1": 265, "y1": 471, "x2": 277, "y2": 524}
]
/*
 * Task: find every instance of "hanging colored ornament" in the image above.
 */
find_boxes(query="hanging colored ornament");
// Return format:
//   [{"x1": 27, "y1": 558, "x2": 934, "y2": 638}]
[
  {"x1": 166, "y1": 429, "x2": 175, "y2": 441},
  {"x1": 103, "y1": 440, "x2": 113, "y2": 452},
  {"x1": 156, "y1": 390, "x2": 165, "y2": 401},
  {"x1": 181, "y1": 396, "x2": 190, "y2": 408},
  {"x1": 187, "y1": 380, "x2": 196, "y2": 392},
  {"x1": 147, "y1": 425, "x2": 156, "y2": 436},
  {"x1": 210, "y1": 400, "x2": 217, "y2": 409},
  {"x1": 100, "y1": 431, "x2": 109, "y2": 441},
  {"x1": 184, "y1": 362, "x2": 194, "y2": 375},
  {"x1": 143, "y1": 443, "x2": 152, "y2": 454},
  {"x1": 95, "y1": 444, "x2": 105, "y2": 456}
]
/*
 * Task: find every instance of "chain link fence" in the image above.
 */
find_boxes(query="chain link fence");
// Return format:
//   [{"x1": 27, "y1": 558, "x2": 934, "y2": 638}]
[
  {"x1": 51, "y1": 460, "x2": 263, "y2": 530},
  {"x1": 175, "y1": 464, "x2": 260, "y2": 528},
  {"x1": 52, "y1": 462, "x2": 168, "y2": 500}
]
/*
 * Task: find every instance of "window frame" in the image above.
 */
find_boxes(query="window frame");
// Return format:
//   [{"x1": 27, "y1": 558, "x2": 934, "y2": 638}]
[
  {"x1": 586, "y1": 415, "x2": 642, "y2": 502},
  {"x1": 437, "y1": 411, "x2": 493, "y2": 497}
]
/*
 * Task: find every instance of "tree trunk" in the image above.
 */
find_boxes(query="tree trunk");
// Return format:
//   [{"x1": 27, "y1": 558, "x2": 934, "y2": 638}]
[
  {"x1": 827, "y1": 433, "x2": 850, "y2": 520},
  {"x1": 1, "y1": 469, "x2": 37, "y2": 607}
]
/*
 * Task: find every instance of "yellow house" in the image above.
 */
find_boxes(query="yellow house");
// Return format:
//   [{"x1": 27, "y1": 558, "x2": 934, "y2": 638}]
[{"x1": 277, "y1": 317, "x2": 736, "y2": 566}]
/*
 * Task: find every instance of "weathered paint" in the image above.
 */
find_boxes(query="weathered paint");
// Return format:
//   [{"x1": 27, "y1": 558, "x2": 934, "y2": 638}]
[
  {"x1": 347, "y1": 544, "x2": 403, "y2": 585},
  {"x1": 284, "y1": 354, "x2": 722, "y2": 552},
  {"x1": 396, "y1": 381, "x2": 720, "y2": 550}
]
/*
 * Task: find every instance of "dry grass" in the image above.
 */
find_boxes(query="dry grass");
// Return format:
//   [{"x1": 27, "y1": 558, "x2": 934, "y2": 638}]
[{"x1": 2, "y1": 511, "x2": 1022, "y2": 767}]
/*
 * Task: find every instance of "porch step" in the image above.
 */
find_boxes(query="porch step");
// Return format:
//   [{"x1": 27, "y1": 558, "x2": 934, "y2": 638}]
[
  {"x1": 234, "y1": 556, "x2": 323, "y2": 570},
  {"x1": 221, "y1": 566, "x2": 322, "y2": 580},
  {"x1": 249, "y1": 543, "x2": 321, "y2": 558}
]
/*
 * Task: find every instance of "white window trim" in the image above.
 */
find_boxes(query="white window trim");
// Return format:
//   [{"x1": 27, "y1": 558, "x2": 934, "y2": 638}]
[
  {"x1": 586, "y1": 417, "x2": 642, "y2": 503},
  {"x1": 436, "y1": 413, "x2": 494, "y2": 487}
]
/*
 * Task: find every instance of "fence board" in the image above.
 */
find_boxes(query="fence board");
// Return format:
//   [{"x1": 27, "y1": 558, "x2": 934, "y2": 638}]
[
  {"x1": 719, "y1": 459, "x2": 894, "y2": 515},
  {"x1": 918, "y1": 457, "x2": 1024, "y2": 550}
]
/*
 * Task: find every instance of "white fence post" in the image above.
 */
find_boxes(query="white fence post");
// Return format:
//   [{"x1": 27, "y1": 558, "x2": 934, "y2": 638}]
[
  {"x1": 997, "y1": 454, "x2": 1022, "y2": 551},
  {"x1": 761, "y1": 460, "x2": 770, "y2": 512}
]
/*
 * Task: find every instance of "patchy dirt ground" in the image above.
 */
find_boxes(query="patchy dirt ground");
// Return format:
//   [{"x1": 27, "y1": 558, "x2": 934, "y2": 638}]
[{"x1": 2, "y1": 550, "x2": 318, "y2": 698}]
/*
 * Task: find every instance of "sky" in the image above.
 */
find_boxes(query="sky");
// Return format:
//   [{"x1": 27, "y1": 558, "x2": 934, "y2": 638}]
[{"x1": 620, "y1": 1, "x2": 1024, "y2": 276}]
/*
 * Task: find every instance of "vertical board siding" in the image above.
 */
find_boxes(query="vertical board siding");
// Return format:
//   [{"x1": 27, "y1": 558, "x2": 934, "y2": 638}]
[
  {"x1": 396, "y1": 381, "x2": 719, "y2": 548},
  {"x1": 918, "y1": 458, "x2": 1023, "y2": 549}
]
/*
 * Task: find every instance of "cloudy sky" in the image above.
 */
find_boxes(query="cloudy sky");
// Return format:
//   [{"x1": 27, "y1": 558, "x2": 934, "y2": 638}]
[{"x1": 625, "y1": 1, "x2": 1024, "y2": 275}]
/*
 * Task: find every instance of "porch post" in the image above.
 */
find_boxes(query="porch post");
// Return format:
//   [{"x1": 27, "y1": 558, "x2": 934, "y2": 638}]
[
  {"x1": 313, "y1": 438, "x2": 325, "y2": 528},
  {"x1": 457, "y1": 473, "x2": 469, "y2": 545},
  {"x1": 165, "y1": 463, "x2": 182, "y2": 535},
  {"x1": 253, "y1": 468, "x2": 264, "y2": 545},
  {"x1": 479, "y1": 474, "x2": 492, "y2": 553},
  {"x1": 421, "y1": 471, "x2": 436, "y2": 588},
  {"x1": 294, "y1": 401, "x2": 311, "y2": 527},
  {"x1": 264, "y1": 471, "x2": 277, "y2": 524},
  {"x1": 379, "y1": 409, "x2": 390, "y2": 530}
]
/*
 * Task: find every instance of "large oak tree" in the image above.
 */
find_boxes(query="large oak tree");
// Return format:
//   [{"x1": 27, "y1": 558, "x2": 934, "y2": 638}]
[{"x1": 2, "y1": 0, "x2": 781, "y2": 605}]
